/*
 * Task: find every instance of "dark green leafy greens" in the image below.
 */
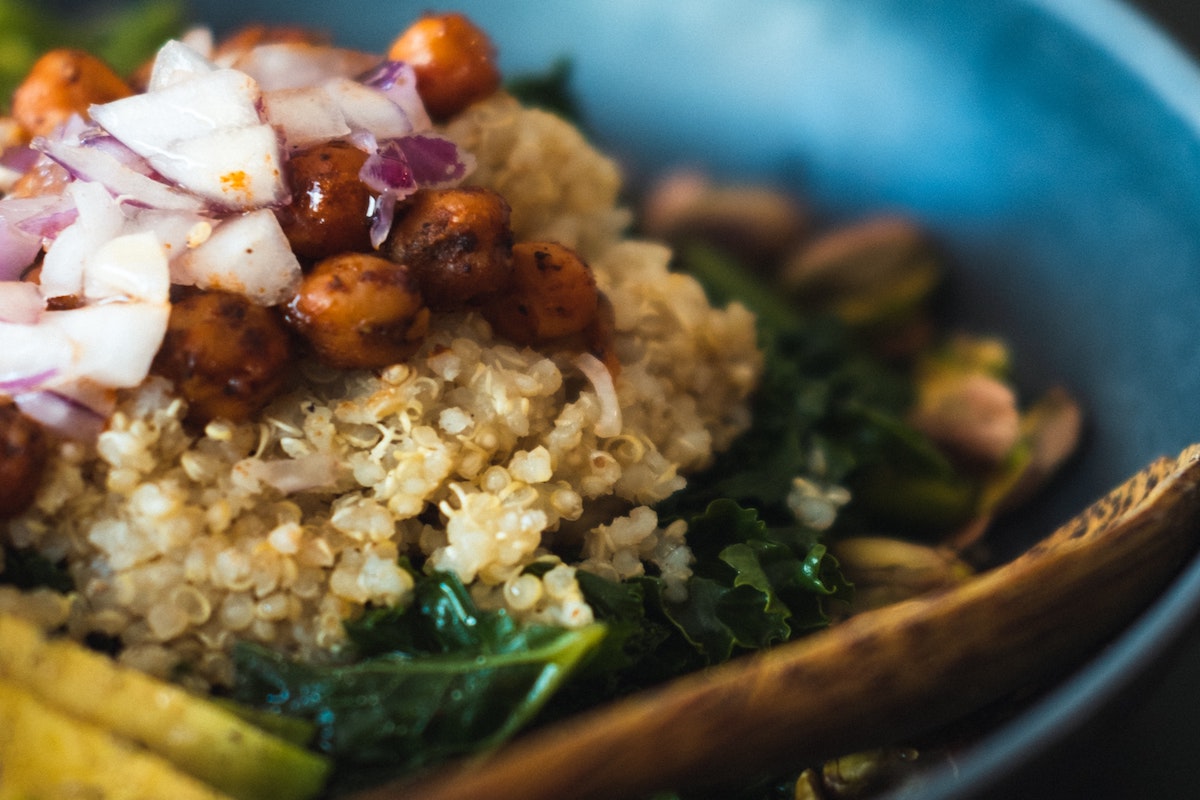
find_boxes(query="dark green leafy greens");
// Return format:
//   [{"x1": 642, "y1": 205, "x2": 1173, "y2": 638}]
[
  {"x1": 230, "y1": 241, "x2": 982, "y2": 788},
  {"x1": 0, "y1": 543, "x2": 73, "y2": 592},
  {"x1": 505, "y1": 57, "x2": 583, "y2": 124},
  {"x1": 0, "y1": 0, "x2": 186, "y2": 108},
  {"x1": 232, "y1": 569, "x2": 604, "y2": 785}
]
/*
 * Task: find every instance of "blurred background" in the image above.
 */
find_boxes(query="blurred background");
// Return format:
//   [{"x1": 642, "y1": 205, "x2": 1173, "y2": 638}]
[{"x1": 1136, "y1": 0, "x2": 1200, "y2": 56}]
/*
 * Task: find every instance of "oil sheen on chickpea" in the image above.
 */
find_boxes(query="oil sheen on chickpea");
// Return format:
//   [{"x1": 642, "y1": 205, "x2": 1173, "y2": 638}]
[{"x1": 277, "y1": 141, "x2": 375, "y2": 261}]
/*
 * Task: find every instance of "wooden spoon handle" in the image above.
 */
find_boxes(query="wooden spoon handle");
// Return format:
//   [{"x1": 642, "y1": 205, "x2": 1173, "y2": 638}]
[{"x1": 360, "y1": 445, "x2": 1200, "y2": 800}]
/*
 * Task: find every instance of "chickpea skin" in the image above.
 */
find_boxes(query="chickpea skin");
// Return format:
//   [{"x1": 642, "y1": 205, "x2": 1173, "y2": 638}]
[
  {"x1": 285, "y1": 252, "x2": 430, "y2": 370},
  {"x1": 481, "y1": 241, "x2": 599, "y2": 344},
  {"x1": 0, "y1": 403, "x2": 49, "y2": 519},
  {"x1": 277, "y1": 140, "x2": 375, "y2": 261},
  {"x1": 152, "y1": 290, "x2": 294, "y2": 424},
  {"x1": 387, "y1": 12, "x2": 501, "y2": 120},
  {"x1": 384, "y1": 187, "x2": 514, "y2": 309},
  {"x1": 12, "y1": 49, "x2": 133, "y2": 138}
]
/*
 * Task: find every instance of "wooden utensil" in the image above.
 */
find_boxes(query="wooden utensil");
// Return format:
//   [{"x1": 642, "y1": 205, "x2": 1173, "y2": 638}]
[{"x1": 355, "y1": 444, "x2": 1200, "y2": 800}]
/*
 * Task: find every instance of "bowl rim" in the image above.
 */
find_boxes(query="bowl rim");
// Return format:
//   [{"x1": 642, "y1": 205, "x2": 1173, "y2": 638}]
[{"x1": 885, "y1": 3, "x2": 1200, "y2": 796}]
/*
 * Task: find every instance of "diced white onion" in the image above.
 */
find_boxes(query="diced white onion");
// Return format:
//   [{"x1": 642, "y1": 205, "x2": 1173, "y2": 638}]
[
  {"x1": 574, "y1": 353, "x2": 623, "y2": 437},
  {"x1": 237, "y1": 453, "x2": 340, "y2": 494},
  {"x1": 35, "y1": 133, "x2": 206, "y2": 213},
  {"x1": 40, "y1": 302, "x2": 170, "y2": 388},
  {"x1": 262, "y1": 86, "x2": 352, "y2": 151},
  {"x1": 146, "y1": 38, "x2": 216, "y2": 91},
  {"x1": 83, "y1": 231, "x2": 170, "y2": 304},
  {"x1": 227, "y1": 42, "x2": 380, "y2": 91},
  {"x1": 174, "y1": 209, "x2": 301, "y2": 305},
  {"x1": 323, "y1": 77, "x2": 416, "y2": 140},
  {"x1": 0, "y1": 281, "x2": 42, "y2": 324},
  {"x1": 147, "y1": 124, "x2": 287, "y2": 209},
  {"x1": 40, "y1": 181, "x2": 123, "y2": 299},
  {"x1": 0, "y1": 320, "x2": 74, "y2": 390},
  {"x1": 90, "y1": 68, "x2": 264, "y2": 156}
]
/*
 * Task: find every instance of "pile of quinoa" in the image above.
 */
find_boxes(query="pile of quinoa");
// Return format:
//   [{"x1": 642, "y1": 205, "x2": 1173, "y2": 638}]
[{"x1": 1, "y1": 93, "x2": 763, "y2": 689}]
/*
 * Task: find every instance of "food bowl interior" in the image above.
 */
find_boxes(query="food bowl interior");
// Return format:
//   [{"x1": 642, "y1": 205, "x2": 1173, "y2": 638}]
[{"x1": 158, "y1": 0, "x2": 1200, "y2": 795}]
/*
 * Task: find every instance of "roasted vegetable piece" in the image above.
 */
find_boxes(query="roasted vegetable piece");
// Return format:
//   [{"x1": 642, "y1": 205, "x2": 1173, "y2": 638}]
[
  {"x1": 279, "y1": 140, "x2": 376, "y2": 260},
  {"x1": 277, "y1": 140, "x2": 375, "y2": 260},
  {"x1": 0, "y1": 612, "x2": 330, "y2": 800},
  {"x1": 11, "y1": 48, "x2": 133, "y2": 137},
  {"x1": 285, "y1": 252, "x2": 430, "y2": 369},
  {"x1": 387, "y1": 12, "x2": 501, "y2": 120},
  {"x1": 152, "y1": 290, "x2": 293, "y2": 425},
  {"x1": 0, "y1": 677, "x2": 231, "y2": 800},
  {"x1": 384, "y1": 186, "x2": 514, "y2": 309},
  {"x1": 480, "y1": 241, "x2": 599, "y2": 344},
  {"x1": 0, "y1": 403, "x2": 47, "y2": 519}
]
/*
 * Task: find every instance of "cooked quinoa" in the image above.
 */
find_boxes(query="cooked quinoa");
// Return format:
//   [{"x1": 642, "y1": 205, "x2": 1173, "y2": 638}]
[{"x1": 2, "y1": 94, "x2": 763, "y2": 689}]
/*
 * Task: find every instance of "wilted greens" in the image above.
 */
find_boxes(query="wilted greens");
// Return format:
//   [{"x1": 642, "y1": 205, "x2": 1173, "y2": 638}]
[{"x1": 0, "y1": 0, "x2": 186, "y2": 107}]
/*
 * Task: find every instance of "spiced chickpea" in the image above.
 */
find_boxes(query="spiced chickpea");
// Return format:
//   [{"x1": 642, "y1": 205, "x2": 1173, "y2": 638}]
[
  {"x1": 384, "y1": 187, "x2": 514, "y2": 309},
  {"x1": 12, "y1": 49, "x2": 133, "y2": 138},
  {"x1": 387, "y1": 13, "x2": 501, "y2": 120},
  {"x1": 0, "y1": 403, "x2": 49, "y2": 519},
  {"x1": 277, "y1": 141, "x2": 374, "y2": 261},
  {"x1": 285, "y1": 252, "x2": 430, "y2": 369},
  {"x1": 152, "y1": 290, "x2": 293, "y2": 424},
  {"x1": 480, "y1": 241, "x2": 599, "y2": 344}
]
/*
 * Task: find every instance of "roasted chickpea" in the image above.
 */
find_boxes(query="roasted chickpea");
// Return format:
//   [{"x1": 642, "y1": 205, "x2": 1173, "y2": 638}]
[
  {"x1": 152, "y1": 290, "x2": 293, "y2": 424},
  {"x1": 12, "y1": 49, "x2": 133, "y2": 138},
  {"x1": 285, "y1": 252, "x2": 430, "y2": 369},
  {"x1": 0, "y1": 403, "x2": 49, "y2": 519},
  {"x1": 384, "y1": 187, "x2": 513, "y2": 309},
  {"x1": 480, "y1": 241, "x2": 599, "y2": 344},
  {"x1": 277, "y1": 141, "x2": 374, "y2": 261},
  {"x1": 387, "y1": 12, "x2": 501, "y2": 120}
]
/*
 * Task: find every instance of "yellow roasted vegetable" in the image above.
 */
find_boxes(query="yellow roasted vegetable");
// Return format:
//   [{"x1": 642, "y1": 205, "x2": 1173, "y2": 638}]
[
  {"x1": 0, "y1": 613, "x2": 330, "y2": 800},
  {"x1": 0, "y1": 676, "x2": 230, "y2": 800}
]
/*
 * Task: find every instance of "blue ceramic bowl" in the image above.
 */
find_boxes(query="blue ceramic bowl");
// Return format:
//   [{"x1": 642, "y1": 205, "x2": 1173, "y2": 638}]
[{"x1": 183, "y1": 0, "x2": 1200, "y2": 796}]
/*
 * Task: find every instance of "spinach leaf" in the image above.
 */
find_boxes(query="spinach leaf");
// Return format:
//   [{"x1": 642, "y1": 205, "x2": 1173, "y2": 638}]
[
  {"x1": 232, "y1": 570, "x2": 605, "y2": 777},
  {"x1": 667, "y1": 241, "x2": 978, "y2": 537},
  {"x1": 505, "y1": 57, "x2": 583, "y2": 124}
]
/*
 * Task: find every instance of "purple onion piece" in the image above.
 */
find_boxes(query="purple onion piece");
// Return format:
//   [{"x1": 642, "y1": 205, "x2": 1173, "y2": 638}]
[
  {"x1": 15, "y1": 389, "x2": 108, "y2": 442},
  {"x1": 0, "y1": 368, "x2": 58, "y2": 395},
  {"x1": 397, "y1": 134, "x2": 473, "y2": 186}
]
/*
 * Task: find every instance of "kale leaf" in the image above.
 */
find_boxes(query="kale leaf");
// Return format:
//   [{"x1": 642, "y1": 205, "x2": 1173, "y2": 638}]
[{"x1": 231, "y1": 569, "x2": 604, "y2": 780}]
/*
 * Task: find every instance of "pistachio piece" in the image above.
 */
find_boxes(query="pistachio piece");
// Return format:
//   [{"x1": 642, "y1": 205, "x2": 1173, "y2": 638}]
[
  {"x1": 641, "y1": 170, "x2": 809, "y2": 266},
  {"x1": 780, "y1": 216, "x2": 941, "y2": 337},
  {"x1": 832, "y1": 536, "x2": 973, "y2": 613}
]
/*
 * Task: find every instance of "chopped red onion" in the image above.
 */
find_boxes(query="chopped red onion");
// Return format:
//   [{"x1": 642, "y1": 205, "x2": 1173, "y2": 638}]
[
  {"x1": 35, "y1": 134, "x2": 207, "y2": 213},
  {"x1": 0, "y1": 226, "x2": 43, "y2": 282},
  {"x1": 0, "y1": 281, "x2": 43, "y2": 324},
  {"x1": 14, "y1": 388, "x2": 109, "y2": 441},
  {"x1": 238, "y1": 453, "x2": 340, "y2": 494},
  {"x1": 0, "y1": 368, "x2": 58, "y2": 395},
  {"x1": 368, "y1": 192, "x2": 398, "y2": 249},
  {"x1": 0, "y1": 144, "x2": 39, "y2": 174},
  {"x1": 359, "y1": 138, "x2": 417, "y2": 195},
  {"x1": 359, "y1": 135, "x2": 474, "y2": 246},
  {"x1": 397, "y1": 135, "x2": 474, "y2": 186},
  {"x1": 358, "y1": 60, "x2": 432, "y2": 130},
  {"x1": 0, "y1": 195, "x2": 65, "y2": 279}
]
